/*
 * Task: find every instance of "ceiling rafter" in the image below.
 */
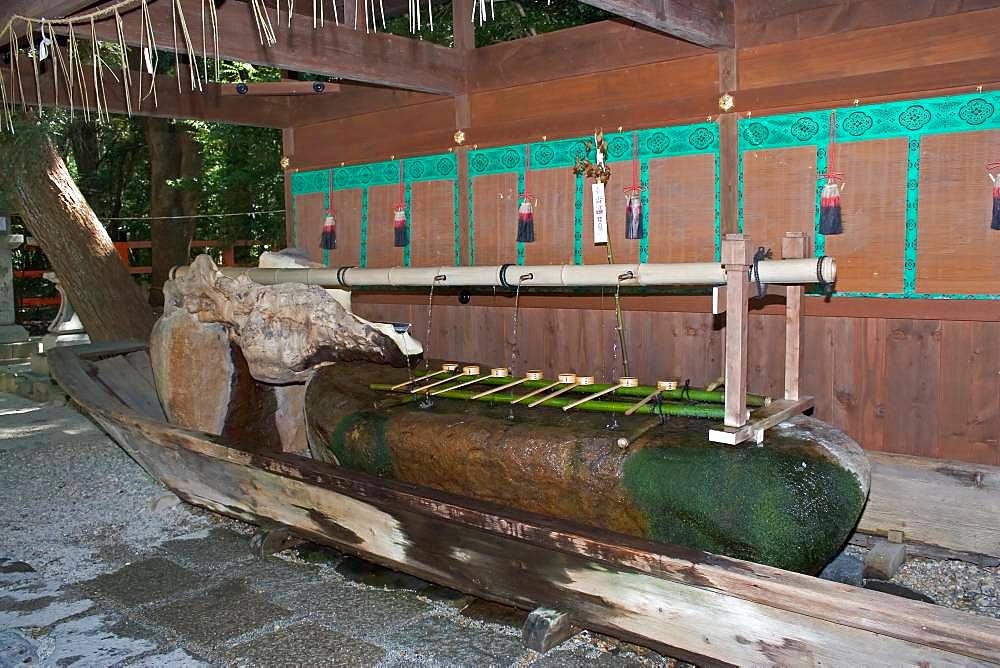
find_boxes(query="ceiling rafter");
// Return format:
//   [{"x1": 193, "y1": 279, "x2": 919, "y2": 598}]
[
  {"x1": 54, "y1": 0, "x2": 464, "y2": 94},
  {"x1": 578, "y1": 0, "x2": 734, "y2": 48}
]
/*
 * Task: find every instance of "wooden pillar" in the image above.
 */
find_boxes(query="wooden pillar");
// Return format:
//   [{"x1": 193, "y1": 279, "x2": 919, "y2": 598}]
[
  {"x1": 282, "y1": 127, "x2": 295, "y2": 249},
  {"x1": 716, "y1": 50, "x2": 739, "y2": 384},
  {"x1": 721, "y1": 234, "x2": 751, "y2": 428},
  {"x1": 782, "y1": 231, "x2": 808, "y2": 401},
  {"x1": 453, "y1": 0, "x2": 474, "y2": 265}
]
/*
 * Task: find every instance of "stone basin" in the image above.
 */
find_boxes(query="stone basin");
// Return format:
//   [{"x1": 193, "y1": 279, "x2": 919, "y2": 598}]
[{"x1": 305, "y1": 362, "x2": 870, "y2": 574}]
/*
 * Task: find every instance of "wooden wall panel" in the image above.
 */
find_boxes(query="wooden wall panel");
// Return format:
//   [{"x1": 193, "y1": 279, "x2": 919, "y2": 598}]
[
  {"x1": 736, "y1": 0, "x2": 1000, "y2": 48},
  {"x1": 937, "y1": 320, "x2": 1000, "y2": 463},
  {"x1": 581, "y1": 169, "x2": 641, "y2": 265},
  {"x1": 917, "y1": 130, "x2": 1000, "y2": 295},
  {"x1": 471, "y1": 173, "x2": 519, "y2": 265},
  {"x1": 522, "y1": 169, "x2": 576, "y2": 266},
  {"x1": 327, "y1": 188, "x2": 363, "y2": 267},
  {"x1": 822, "y1": 138, "x2": 908, "y2": 293},
  {"x1": 741, "y1": 146, "x2": 817, "y2": 253},
  {"x1": 351, "y1": 301, "x2": 1000, "y2": 465},
  {"x1": 409, "y1": 180, "x2": 456, "y2": 267},
  {"x1": 291, "y1": 98, "x2": 455, "y2": 170},
  {"x1": 365, "y1": 185, "x2": 405, "y2": 268},
  {"x1": 293, "y1": 193, "x2": 325, "y2": 263},
  {"x1": 646, "y1": 154, "x2": 718, "y2": 263}
]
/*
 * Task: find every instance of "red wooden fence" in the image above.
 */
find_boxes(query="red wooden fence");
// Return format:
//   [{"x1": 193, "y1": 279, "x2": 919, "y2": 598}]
[{"x1": 15, "y1": 239, "x2": 263, "y2": 307}]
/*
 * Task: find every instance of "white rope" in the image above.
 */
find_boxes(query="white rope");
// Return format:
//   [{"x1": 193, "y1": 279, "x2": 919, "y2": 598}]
[{"x1": 102, "y1": 209, "x2": 286, "y2": 221}]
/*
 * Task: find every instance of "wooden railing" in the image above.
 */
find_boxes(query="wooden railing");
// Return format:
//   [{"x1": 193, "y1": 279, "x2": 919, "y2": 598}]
[{"x1": 15, "y1": 239, "x2": 265, "y2": 307}]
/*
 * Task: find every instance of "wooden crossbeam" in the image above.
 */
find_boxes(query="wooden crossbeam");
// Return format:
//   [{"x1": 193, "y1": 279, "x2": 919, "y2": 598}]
[
  {"x1": 73, "y1": 0, "x2": 464, "y2": 94},
  {"x1": 16, "y1": 67, "x2": 289, "y2": 127},
  {"x1": 708, "y1": 396, "x2": 815, "y2": 445},
  {"x1": 577, "y1": 0, "x2": 734, "y2": 48}
]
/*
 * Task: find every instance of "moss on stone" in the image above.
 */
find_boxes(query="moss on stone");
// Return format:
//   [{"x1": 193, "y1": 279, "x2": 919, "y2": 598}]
[
  {"x1": 622, "y1": 444, "x2": 864, "y2": 573},
  {"x1": 327, "y1": 411, "x2": 394, "y2": 477}
]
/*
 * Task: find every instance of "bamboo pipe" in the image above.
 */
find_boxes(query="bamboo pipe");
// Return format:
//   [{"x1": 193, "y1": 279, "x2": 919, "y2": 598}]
[
  {"x1": 174, "y1": 257, "x2": 836, "y2": 288},
  {"x1": 408, "y1": 370, "x2": 768, "y2": 407},
  {"x1": 368, "y1": 383, "x2": 725, "y2": 419},
  {"x1": 624, "y1": 380, "x2": 678, "y2": 416}
]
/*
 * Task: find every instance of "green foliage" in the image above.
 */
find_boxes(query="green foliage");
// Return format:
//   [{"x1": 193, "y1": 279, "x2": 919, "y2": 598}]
[{"x1": 385, "y1": 0, "x2": 610, "y2": 47}]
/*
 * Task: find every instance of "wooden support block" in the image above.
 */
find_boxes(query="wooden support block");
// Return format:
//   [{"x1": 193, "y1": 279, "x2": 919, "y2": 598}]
[
  {"x1": 522, "y1": 607, "x2": 579, "y2": 653},
  {"x1": 721, "y1": 235, "x2": 752, "y2": 429},
  {"x1": 250, "y1": 526, "x2": 303, "y2": 558},
  {"x1": 887, "y1": 529, "x2": 905, "y2": 544},
  {"x1": 709, "y1": 396, "x2": 814, "y2": 445},
  {"x1": 864, "y1": 541, "x2": 908, "y2": 580},
  {"x1": 781, "y1": 232, "x2": 809, "y2": 402}
]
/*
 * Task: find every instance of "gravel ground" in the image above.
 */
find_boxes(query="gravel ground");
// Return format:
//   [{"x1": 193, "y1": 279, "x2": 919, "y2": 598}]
[{"x1": 893, "y1": 557, "x2": 1000, "y2": 618}]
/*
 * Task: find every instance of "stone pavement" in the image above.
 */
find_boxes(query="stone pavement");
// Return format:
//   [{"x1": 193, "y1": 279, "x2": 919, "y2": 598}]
[{"x1": 0, "y1": 392, "x2": 676, "y2": 667}]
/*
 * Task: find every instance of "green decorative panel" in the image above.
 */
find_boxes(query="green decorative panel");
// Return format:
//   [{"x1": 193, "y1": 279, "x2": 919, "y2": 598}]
[
  {"x1": 469, "y1": 122, "x2": 720, "y2": 265},
  {"x1": 290, "y1": 153, "x2": 458, "y2": 266},
  {"x1": 469, "y1": 123, "x2": 720, "y2": 177},
  {"x1": 738, "y1": 90, "x2": 1000, "y2": 300}
]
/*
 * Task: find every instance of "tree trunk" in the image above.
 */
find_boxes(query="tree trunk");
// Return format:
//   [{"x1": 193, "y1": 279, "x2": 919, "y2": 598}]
[
  {"x1": 6, "y1": 122, "x2": 155, "y2": 342},
  {"x1": 146, "y1": 118, "x2": 201, "y2": 307}
]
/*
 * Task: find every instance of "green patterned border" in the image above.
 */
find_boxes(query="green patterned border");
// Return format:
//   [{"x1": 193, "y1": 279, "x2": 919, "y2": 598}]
[
  {"x1": 469, "y1": 122, "x2": 720, "y2": 265},
  {"x1": 291, "y1": 153, "x2": 458, "y2": 268},
  {"x1": 738, "y1": 90, "x2": 1000, "y2": 300}
]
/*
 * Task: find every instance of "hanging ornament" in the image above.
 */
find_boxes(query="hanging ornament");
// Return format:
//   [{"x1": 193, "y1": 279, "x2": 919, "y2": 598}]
[
  {"x1": 394, "y1": 160, "x2": 408, "y2": 247},
  {"x1": 988, "y1": 161, "x2": 1000, "y2": 231},
  {"x1": 624, "y1": 131, "x2": 643, "y2": 240},
  {"x1": 321, "y1": 170, "x2": 336, "y2": 250},
  {"x1": 819, "y1": 110, "x2": 844, "y2": 236},
  {"x1": 517, "y1": 145, "x2": 536, "y2": 243}
]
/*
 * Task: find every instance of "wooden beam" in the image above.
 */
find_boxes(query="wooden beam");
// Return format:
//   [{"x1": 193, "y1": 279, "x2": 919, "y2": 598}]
[
  {"x1": 577, "y1": 0, "x2": 733, "y2": 48},
  {"x1": 468, "y1": 20, "x2": 708, "y2": 91},
  {"x1": 75, "y1": 0, "x2": 464, "y2": 94},
  {"x1": 219, "y1": 80, "x2": 341, "y2": 96},
  {"x1": 709, "y1": 396, "x2": 816, "y2": 445},
  {"x1": 0, "y1": 1, "x2": 97, "y2": 43},
  {"x1": 859, "y1": 452, "x2": 1000, "y2": 560},
  {"x1": 13, "y1": 66, "x2": 289, "y2": 127}
]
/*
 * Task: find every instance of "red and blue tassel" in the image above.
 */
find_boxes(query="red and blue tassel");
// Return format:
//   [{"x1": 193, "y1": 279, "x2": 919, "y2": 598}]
[
  {"x1": 320, "y1": 209, "x2": 337, "y2": 250},
  {"x1": 989, "y1": 161, "x2": 1000, "y2": 231}
]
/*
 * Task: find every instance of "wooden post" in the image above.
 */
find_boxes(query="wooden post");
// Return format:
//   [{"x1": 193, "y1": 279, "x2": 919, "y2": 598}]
[
  {"x1": 453, "y1": 0, "x2": 473, "y2": 265},
  {"x1": 716, "y1": 50, "x2": 739, "y2": 387},
  {"x1": 781, "y1": 231, "x2": 808, "y2": 401},
  {"x1": 721, "y1": 234, "x2": 751, "y2": 428},
  {"x1": 282, "y1": 127, "x2": 295, "y2": 250},
  {"x1": 222, "y1": 245, "x2": 236, "y2": 267}
]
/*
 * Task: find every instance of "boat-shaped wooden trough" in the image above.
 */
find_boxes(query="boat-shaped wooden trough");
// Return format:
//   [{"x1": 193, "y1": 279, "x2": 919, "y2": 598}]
[{"x1": 48, "y1": 236, "x2": 1000, "y2": 665}]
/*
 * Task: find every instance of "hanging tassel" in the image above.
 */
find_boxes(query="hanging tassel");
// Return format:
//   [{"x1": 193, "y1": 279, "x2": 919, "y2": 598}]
[
  {"x1": 321, "y1": 210, "x2": 337, "y2": 249},
  {"x1": 321, "y1": 170, "x2": 337, "y2": 249},
  {"x1": 393, "y1": 204, "x2": 408, "y2": 247},
  {"x1": 517, "y1": 197, "x2": 535, "y2": 243},
  {"x1": 989, "y1": 162, "x2": 1000, "y2": 231},
  {"x1": 517, "y1": 145, "x2": 535, "y2": 243},
  {"x1": 819, "y1": 110, "x2": 845, "y2": 236},
  {"x1": 624, "y1": 132, "x2": 643, "y2": 240},
  {"x1": 624, "y1": 188, "x2": 643, "y2": 240},
  {"x1": 393, "y1": 160, "x2": 408, "y2": 247},
  {"x1": 819, "y1": 177, "x2": 843, "y2": 236}
]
